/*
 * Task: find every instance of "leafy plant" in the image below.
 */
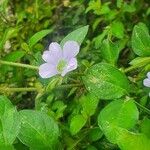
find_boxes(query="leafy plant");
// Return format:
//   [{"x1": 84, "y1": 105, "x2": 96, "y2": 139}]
[{"x1": 0, "y1": 0, "x2": 150, "y2": 149}]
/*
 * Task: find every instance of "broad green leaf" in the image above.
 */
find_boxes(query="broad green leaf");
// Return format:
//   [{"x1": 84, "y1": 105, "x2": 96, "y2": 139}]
[
  {"x1": 70, "y1": 114, "x2": 87, "y2": 135},
  {"x1": 86, "y1": 145, "x2": 97, "y2": 150},
  {"x1": 4, "y1": 51, "x2": 25, "y2": 62},
  {"x1": 88, "y1": 128, "x2": 103, "y2": 142},
  {"x1": 80, "y1": 93, "x2": 99, "y2": 117},
  {"x1": 100, "y1": 39, "x2": 120, "y2": 65},
  {"x1": 117, "y1": 129, "x2": 150, "y2": 150},
  {"x1": 28, "y1": 29, "x2": 53, "y2": 48},
  {"x1": 83, "y1": 63, "x2": 130, "y2": 99},
  {"x1": 18, "y1": 110, "x2": 59, "y2": 149},
  {"x1": 98, "y1": 99, "x2": 139, "y2": 143},
  {"x1": 0, "y1": 144, "x2": 15, "y2": 150},
  {"x1": 111, "y1": 21, "x2": 124, "y2": 39},
  {"x1": 0, "y1": 96, "x2": 20, "y2": 145},
  {"x1": 140, "y1": 117, "x2": 150, "y2": 139},
  {"x1": 132, "y1": 23, "x2": 150, "y2": 56},
  {"x1": 60, "y1": 25, "x2": 89, "y2": 47}
]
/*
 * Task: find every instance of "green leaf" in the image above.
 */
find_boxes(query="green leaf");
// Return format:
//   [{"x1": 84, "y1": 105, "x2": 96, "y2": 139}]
[
  {"x1": 111, "y1": 21, "x2": 124, "y2": 39},
  {"x1": 4, "y1": 51, "x2": 25, "y2": 62},
  {"x1": 60, "y1": 25, "x2": 89, "y2": 47},
  {"x1": 100, "y1": 39, "x2": 120, "y2": 65},
  {"x1": 117, "y1": 129, "x2": 150, "y2": 150},
  {"x1": 129, "y1": 57, "x2": 150, "y2": 69},
  {"x1": 93, "y1": 29, "x2": 108, "y2": 49},
  {"x1": 18, "y1": 110, "x2": 59, "y2": 149},
  {"x1": 117, "y1": 0, "x2": 123, "y2": 8},
  {"x1": 86, "y1": 145, "x2": 97, "y2": 150},
  {"x1": 88, "y1": 128, "x2": 103, "y2": 142},
  {"x1": 0, "y1": 27, "x2": 18, "y2": 50},
  {"x1": 83, "y1": 63, "x2": 130, "y2": 99},
  {"x1": 80, "y1": 93, "x2": 99, "y2": 117},
  {"x1": 98, "y1": 99, "x2": 139, "y2": 143},
  {"x1": 132, "y1": 23, "x2": 150, "y2": 56},
  {"x1": 28, "y1": 29, "x2": 53, "y2": 48},
  {"x1": 140, "y1": 117, "x2": 150, "y2": 139},
  {"x1": 122, "y1": 3, "x2": 136, "y2": 13},
  {"x1": 70, "y1": 114, "x2": 87, "y2": 135},
  {"x1": 85, "y1": 0, "x2": 101, "y2": 14},
  {"x1": 52, "y1": 101, "x2": 67, "y2": 119},
  {"x1": 100, "y1": 2, "x2": 111, "y2": 15},
  {"x1": 21, "y1": 43, "x2": 30, "y2": 52},
  {"x1": 0, "y1": 96, "x2": 20, "y2": 145},
  {"x1": 0, "y1": 0, "x2": 9, "y2": 12},
  {"x1": 0, "y1": 144, "x2": 15, "y2": 150}
]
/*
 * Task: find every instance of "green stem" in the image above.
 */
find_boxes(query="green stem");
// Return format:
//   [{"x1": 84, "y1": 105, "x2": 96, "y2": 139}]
[
  {"x1": 0, "y1": 84, "x2": 82, "y2": 93},
  {"x1": 134, "y1": 101, "x2": 150, "y2": 115},
  {"x1": 0, "y1": 87, "x2": 37, "y2": 93},
  {"x1": 0, "y1": 60, "x2": 39, "y2": 70}
]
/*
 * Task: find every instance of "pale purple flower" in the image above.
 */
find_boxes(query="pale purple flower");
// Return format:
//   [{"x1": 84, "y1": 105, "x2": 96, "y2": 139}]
[
  {"x1": 39, "y1": 41, "x2": 80, "y2": 78},
  {"x1": 143, "y1": 72, "x2": 150, "y2": 87}
]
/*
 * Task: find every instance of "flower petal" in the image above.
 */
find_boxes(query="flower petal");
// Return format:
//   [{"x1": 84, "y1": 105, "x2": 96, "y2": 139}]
[
  {"x1": 61, "y1": 58, "x2": 77, "y2": 76},
  {"x1": 49, "y1": 42, "x2": 62, "y2": 58},
  {"x1": 42, "y1": 50, "x2": 52, "y2": 63},
  {"x1": 42, "y1": 42, "x2": 63, "y2": 64},
  {"x1": 39, "y1": 63, "x2": 58, "y2": 78},
  {"x1": 63, "y1": 41, "x2": 80, "y2": 60},
  {"x1": 143, "y1": 78, "x2": 150, "y2": 87},
  {"x1": 147, "y1": 72, "x2": 150, "y2": 79}
]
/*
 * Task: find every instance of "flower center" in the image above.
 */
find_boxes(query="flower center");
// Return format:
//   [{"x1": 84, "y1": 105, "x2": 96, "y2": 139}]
[{"x1": 57, "y1": 59, "x2": 67, "y2": 73}]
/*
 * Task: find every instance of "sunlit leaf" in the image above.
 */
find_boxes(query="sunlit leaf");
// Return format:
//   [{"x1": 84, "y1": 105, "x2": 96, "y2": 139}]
[
  {"x1": 83, "y1": 63, "x2": 130, "y2": 99},
  {"x1": 0, "y1": 96, "x2": 20, "y2": 145},
  {"x1": 18, "y1": 110, "x2": 59, "y2": 149},
  {"x1": 28, "y1": 29, "x2": 53, "y2": 48},
  {"x1": 132, "y1": 23, "x2": 150, "y2": 56},
  {"x1": 98, "y1": 99, "x2": 139, "y2": 143},
  {"x1": 60, "y1": 25, "x2": 89, "y2": 47}
]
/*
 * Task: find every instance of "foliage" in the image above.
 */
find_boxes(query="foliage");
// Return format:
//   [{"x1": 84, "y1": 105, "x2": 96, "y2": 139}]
[{"x1": 0, "y1": 0, "x2": 150, "y2": 149}]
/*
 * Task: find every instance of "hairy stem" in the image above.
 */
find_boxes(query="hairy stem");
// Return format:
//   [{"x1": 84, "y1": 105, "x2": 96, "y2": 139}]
[
  {"x1": 0, "y1": 60, "x2": 39, "y2": 70},
  {"x1": 0, "y1": 87, "x2": 37, "y2": 93},
  {"x1": 0, "y1": 84, "x2": 82, "y2": 93}
]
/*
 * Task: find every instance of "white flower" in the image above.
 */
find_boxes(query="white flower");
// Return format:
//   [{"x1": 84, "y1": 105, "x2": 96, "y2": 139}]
[
  {"x1": 39, "y1": 41, "x2": 80, "y2": 78},
  {"x1": 143, "y1": 72, "x2": 150, "y2": 87}
]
